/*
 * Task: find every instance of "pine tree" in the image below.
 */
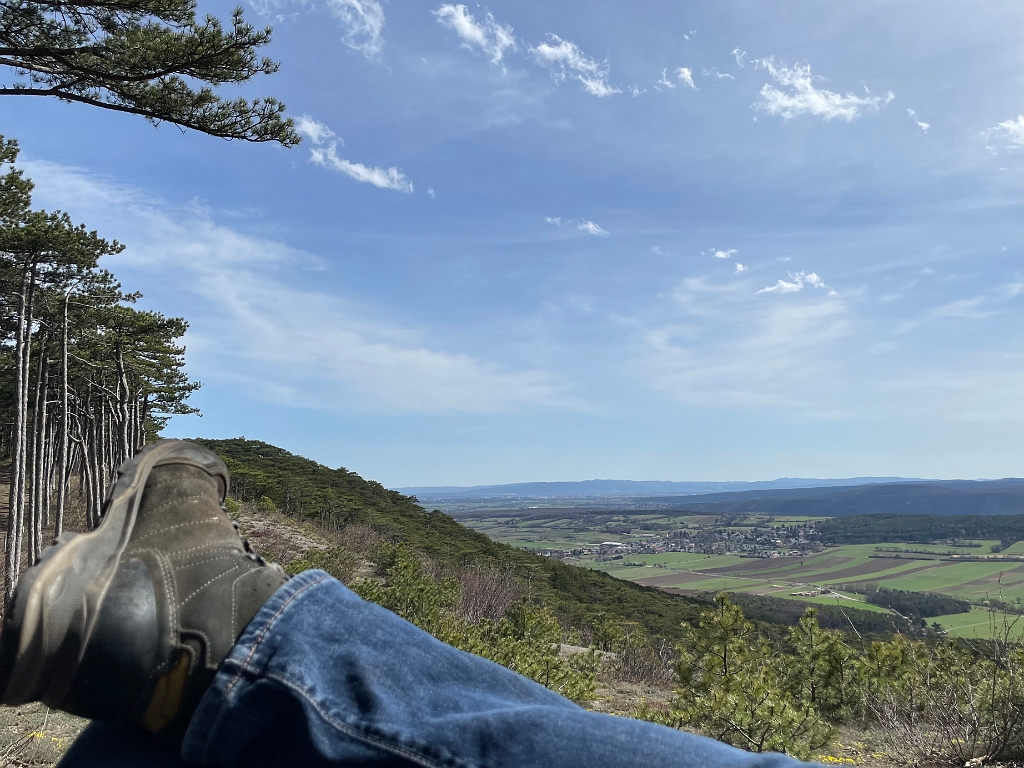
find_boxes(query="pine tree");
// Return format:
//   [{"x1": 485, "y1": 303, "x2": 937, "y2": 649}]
[{"x1": 0, "y1": 0, "x2": 298, "y2": 144}]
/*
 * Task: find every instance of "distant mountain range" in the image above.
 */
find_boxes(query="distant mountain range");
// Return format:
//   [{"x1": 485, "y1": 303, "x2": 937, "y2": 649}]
[
  {"x1": 400, "y1": 478, "x2": 1024, "y2": 518},
  {"x1": 400, "y1": 477, "x2": 929, "y2": 500}
]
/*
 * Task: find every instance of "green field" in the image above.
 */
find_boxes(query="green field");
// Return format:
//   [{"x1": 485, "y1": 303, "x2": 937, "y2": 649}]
[
  {"x1": 457, "y1": 508, "x2": 1024, "y2": 636},
  {"x1": 569, "y1": 543, "x2": 1024, "y2": 634},
  {"x1": 929, "y1": 607, "x2": 1024, "y2": 640}
]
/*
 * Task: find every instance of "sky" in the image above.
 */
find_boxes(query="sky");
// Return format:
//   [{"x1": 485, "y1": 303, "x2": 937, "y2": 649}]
[{"x1": 5, "y1": 0, "x2": 1023, "y2": 486}]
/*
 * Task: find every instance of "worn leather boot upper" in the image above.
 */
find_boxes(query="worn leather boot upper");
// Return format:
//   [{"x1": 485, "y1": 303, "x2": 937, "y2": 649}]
[{"x1": 0, "y1": 440, "x2": 287, "y2": 737}]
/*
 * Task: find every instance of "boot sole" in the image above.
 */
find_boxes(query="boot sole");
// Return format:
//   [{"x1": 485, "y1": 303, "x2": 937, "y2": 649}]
[{"x1": 0, "y1": 440, "x2": 229, "y2": 706}]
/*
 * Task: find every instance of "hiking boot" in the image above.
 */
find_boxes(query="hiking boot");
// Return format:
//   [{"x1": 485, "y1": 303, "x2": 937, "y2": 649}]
[{"x1": 0, "y1": 439, "x2": 287, "y2": 735}]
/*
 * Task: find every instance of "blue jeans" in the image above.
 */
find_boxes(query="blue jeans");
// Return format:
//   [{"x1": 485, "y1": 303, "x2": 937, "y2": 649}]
[{"x1": 59, "y1": 570, "x2": 808, "y2": 768}]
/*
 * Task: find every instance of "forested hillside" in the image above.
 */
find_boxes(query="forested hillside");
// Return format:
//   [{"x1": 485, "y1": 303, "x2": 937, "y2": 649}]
[
  {"x1": 196, "y1": 438, "x2": 711, "y2": 638},
  {"x1": 653, "y1": 480, "x2": 1024, "y2": 517},
  {"x1": 816, "y1": 514, "x2": 1024, "y2": 545}
]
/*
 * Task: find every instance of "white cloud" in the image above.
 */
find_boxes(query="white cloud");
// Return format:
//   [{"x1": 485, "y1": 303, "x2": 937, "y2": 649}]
[
  {"x1": 433, "y1": 4, "x2": 516, "y2": 67},
  {"x1": 23, "y1": 160, "x2": 578, "y2": 415},
  {"x1": 711, "y1": 248, "x2": 737, "y2": 259},
  {"x1": 907, "y1": 109, "x2": 929, "y2": 133},
  {"x1": 326, "y1": 0, "x2": 385, "y2": 59},
  {"x1": 578, "y1": 220, "x2": 608, "y2": 236},
  {"x1": 752, "y1": 57, "x2": 893, "y2": 121},
  {"x1": 628, "y1": 85, "x2": 647, "y2": 97},
  {"x1": 248, "y1": 0, "x2": 309, "y2": 22},
  {"x1": 702, "y1": 67, "x2": 734, "y2": 81},
  {"x1": 530, "y1": 34, "x2": 621, "y2": 97},
  {"x1": 757, "y1": 271, "x2": 835, "y2": 295},
  {"x1": 683, "y1": 30, "x2": 696, "y2": 41},
  {"x1": 294, "y1": 115, "x2": 337, "y2": 145},
  {"x1": 675, "y1": 67, "x2": 696, "y2": 90},
  {"x1": 735, "y1": 263, "x2": 747, "y2": 273},
  {"x1": 732, "y1": 48, "x2": 746, "y2": 68},
  {"x1": 982, "y1": 115, "x2": 1024, "y2": 150},
  {"x1": 656, "y1": 68, "x2": 676, "y2": 89},
  {"x1": 295, "y1": 115, "x2": 412, "y2": 192},
  {"x1": 309, "y1": 143, "x2": 413, "y2": 192},
  {"x1": 546, "y1": 217, "x2": 607, "y2": 235},
  {"x1": 427, "y1": 186, "x2": 436, "y2": 198}
]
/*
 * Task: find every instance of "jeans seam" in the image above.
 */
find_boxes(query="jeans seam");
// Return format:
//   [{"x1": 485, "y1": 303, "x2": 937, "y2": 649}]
[
  {"x1": 224, "y1": 574, "x2": 332, "y2": 697},
  {"x1": 261, "y1": 670, "x2": 466, "y2": 768}
]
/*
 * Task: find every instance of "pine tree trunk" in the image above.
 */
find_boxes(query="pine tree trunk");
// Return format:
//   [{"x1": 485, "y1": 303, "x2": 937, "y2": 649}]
[
  {"x1": 55, "y1": 288, "x2": 72, "y2": 537},
  {"x1": 27, "y1": 337, "x2": 46, "y2": 566},
  {"x1": 5, "y1": 265, "x2": 31, "y2": 601}
]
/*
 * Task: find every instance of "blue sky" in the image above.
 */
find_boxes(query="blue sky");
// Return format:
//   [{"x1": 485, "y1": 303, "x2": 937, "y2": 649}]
[{"x1": 8, "y1": 0, "x2": 1023, "y2": 485}]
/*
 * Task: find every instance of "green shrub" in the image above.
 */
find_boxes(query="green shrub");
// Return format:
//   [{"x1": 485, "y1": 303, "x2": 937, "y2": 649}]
[
  {"x1": 867, "y1": 631, "x2": 1024, "y2": 764},
  {"x1": 643, "y1": 594, "x2": 834, "y2": 759},
  {"x1": 355, "y1": 544, "x2": 597, "y2": 703}
]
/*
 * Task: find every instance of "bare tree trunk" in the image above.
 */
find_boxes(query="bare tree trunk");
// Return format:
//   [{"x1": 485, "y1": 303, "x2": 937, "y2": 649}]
[
  {"x1": 43, "y1": 405, "x2": 55, "y2": 531},
  {"x1": 5, "y1": 265, "x2": 31, "y2": 602},
  {"x1": 28, "y1": 337, "x2": 47, "y2": 566},
  {"x1": 116, "y1": 347, "x2": 130, "y2": 464},
  {"x1": 31, "y1": 351, "x2": 50, "y2": 563},
  {"x1": 55, "y1": 286, "x2": 73, "y2": 537}
]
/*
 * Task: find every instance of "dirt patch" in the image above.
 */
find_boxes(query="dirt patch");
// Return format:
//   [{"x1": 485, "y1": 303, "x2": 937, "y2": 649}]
[
  {"x1": 0, "y1": 703, "x2": 87, "y2": 766},
  {"x1": 589, "y1": 676, "x2": 673, "y2": 718},
  {"x1": 806, "y1": 559, "x2": 947, "y2": 583},
  {"x1": 233, "y1": 507, "x2": 332, "y2": 565},
  {"x1": 707, "y1": 556, "x2": 853, "y2": 576}
]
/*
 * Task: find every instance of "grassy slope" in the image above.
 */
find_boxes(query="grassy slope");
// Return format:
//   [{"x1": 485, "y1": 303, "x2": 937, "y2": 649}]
[{"x1": 195, "y1": 438, "x2": 709, "y2": 638}]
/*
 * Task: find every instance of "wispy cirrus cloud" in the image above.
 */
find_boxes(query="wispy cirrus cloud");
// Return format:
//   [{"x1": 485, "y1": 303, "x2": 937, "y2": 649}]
[
  {"x1": 326, "y1": 0, "x2": 385, "y2": 59},
  {"x1": 753, "y1": 57, "x2": 893, "y2": 121},
  {"x1": 530, "y1": 34, "x2": 620, "y2": 97},
  {"x1": 907, "y1": 109, "x2": 930, "y2": 134},
  {"x1": 23, "y1": 160, "x2": 579, "y2": 415},
  {"x1": 310, "y1": 145, "x2": 413, "y2": 192},
  {"x1": 434, "y1": 4, "x2": 516, "y2": 67},
  {"x1": 545, "y1": 216, "x2": 608, "y2": 236},
  {"x1": 294, "y1": 115, "x2": 337, "y2": 145},
  {"x1": 656, "y1": 67, "x2": 696, "y2": 91},
  {"x1": 757, "y1": 271, "x2": 835, "y2": 295},
  {"x1": 297, "y1": 115, "x2": 413, "y2": 192},
  {"x1": 731, "y1": 48, "x2": 746, "y2": 68},
  {"x1": 639, "y1": 275, "x2": 853, "y2": 410},
  {"x1": 702, "y1": 67, "x2": 734, "y2": 81}
]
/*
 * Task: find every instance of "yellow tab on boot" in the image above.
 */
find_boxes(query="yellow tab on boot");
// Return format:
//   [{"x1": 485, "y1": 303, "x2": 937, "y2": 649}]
[{"x1": 142, "y1": 651, "x2": 191, "y2": 733}]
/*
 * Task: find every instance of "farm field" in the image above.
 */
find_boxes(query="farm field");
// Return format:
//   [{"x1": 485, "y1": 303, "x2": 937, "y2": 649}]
[
  {"x1": 569, "y1": 543, "x2": 1024, "y2": 634},
  {"x1": 455, "y1": 508, "x2": 1024, "y2": 636},
  {"x1": 457, "y1": 512, "x2": 718, "y2": 550},
  {"x1": 928, "y1": 607, "x2": 1024, "y2": 640}
]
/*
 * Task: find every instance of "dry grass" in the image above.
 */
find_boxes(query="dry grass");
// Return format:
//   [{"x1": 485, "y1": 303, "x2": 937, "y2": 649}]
[{"x1": 0, "y1": 703, "x2": 87, "y2": 767}]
